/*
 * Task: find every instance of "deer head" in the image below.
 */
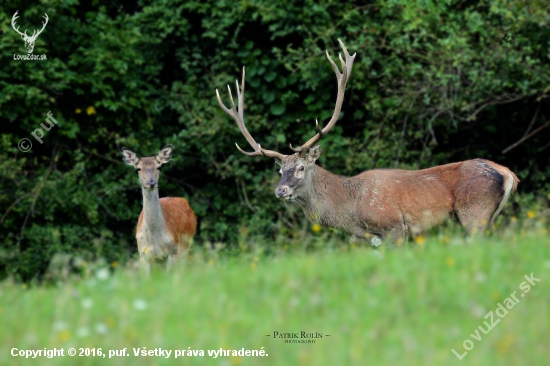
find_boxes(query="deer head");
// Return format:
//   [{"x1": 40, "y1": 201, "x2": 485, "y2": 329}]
[
  {"x1": 216, "y1": 39, "x2": 355, "y2": 202},
  {"x1": 274, "y1": 145, "x2": 322, "y2": 201},
  {"x1": 12, "y1": 11, "x2": 49, "y2": 54},
  {"x1": 121, "y1": 145, "x2": 173, "y2": 190}
]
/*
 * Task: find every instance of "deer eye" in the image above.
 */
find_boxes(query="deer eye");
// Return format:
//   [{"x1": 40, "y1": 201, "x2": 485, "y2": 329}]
[
  {"x1": 299, "y1": 166, "x2": 305, "y2": 171},
  {"x1": 157, "y1": 167, "x2": 162, "y2": 171},
  {"x1": 135, "y1": 168, "x2": 141, "y2": 172}
]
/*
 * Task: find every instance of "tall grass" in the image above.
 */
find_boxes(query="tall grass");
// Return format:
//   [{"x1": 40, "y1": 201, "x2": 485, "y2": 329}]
[{"x1": 1, "y1": 213, "x2": 549, "y2": 366}]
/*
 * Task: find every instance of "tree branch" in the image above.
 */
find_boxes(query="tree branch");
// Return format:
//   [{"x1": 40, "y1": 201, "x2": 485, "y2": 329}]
[{"x1": 502, "y1": 120, "x2": 550, "y2": 154}]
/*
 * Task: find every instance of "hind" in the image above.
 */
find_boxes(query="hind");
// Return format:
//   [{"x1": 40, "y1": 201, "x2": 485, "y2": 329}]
[{"x1": 454, "y1": 159, "x2": 519, "y2": 234}]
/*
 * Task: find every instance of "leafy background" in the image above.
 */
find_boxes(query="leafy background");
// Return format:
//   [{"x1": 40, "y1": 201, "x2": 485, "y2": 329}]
[{"x1": 1, "y1": 0, "x2": 549, "y2": 281}]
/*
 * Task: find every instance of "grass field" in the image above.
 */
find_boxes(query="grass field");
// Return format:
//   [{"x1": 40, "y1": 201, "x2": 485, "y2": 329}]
[{"x1": 1, "y1": 220, "x2": 549, "y2": 366}]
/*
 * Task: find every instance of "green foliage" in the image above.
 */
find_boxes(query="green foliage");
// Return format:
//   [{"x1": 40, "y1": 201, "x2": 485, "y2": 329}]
[
  {"x1": 1, "y1": 232, "x2": 549, "y2": 365},
  {"x1": 1, "y1": 0, "x2": 549, "y2": 280}
]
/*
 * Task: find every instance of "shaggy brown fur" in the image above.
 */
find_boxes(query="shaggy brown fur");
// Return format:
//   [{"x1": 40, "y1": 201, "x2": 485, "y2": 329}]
[{"x1": 277, "y1": 149, "x2": 518, "y2": 244}]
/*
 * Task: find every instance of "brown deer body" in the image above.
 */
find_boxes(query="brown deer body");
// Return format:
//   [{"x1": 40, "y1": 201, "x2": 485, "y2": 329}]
[
  {"x1": 285, "y1": 157, "x2": 518, "y2": 243},
  {"x1": 216, "y1": 40, "x2": 518, "y2": 245},
  {"x1": 122, "y1": 145, "x2": 197, "y2": 273}
]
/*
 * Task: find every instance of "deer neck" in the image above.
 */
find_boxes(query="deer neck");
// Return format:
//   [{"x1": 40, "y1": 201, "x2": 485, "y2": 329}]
[
  {"x1": 141, "y1": 187, "x2": 166, "y2": 236},
  {"x1": 296, "y1": 165, "x2": 356, "y2": 227}
]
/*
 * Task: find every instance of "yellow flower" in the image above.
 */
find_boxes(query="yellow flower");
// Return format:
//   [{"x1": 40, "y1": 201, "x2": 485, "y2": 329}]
[
  {"x1": 446, "y1": 257, "x2": 455, "y2": 266},
  {"x1": 527, "y1": 211, "x2": 536, "y2": 219},
  {"x1": 250, "y1": 262, "x2": 257, "y2": 271},
  {"x1": 22, "y1": 283, "x2": 28, "y2": 289},
  {"x1": 111, "y1": 261, "x2": 117, "y2": 268},
  {"x1": 86, "y1": 106, "x2": 96, "y2": 115},
  {"x1": 491, "y1": 291, "x2": 500, "y2": 301},
  {"x1": 75, "y1": 108, "x2": 82, "y2": 114},
  {"x1": 312, "y1": 224, "x2": 321, "y2": 233},
  {"x1": 496, "y1": 334, "x2": 515, "y2": 354},
  {"x1": 59, "y1": 330, "x2": 71, "y2": 341},
  {"x1": 105, "y1": 317, "x2": 116, "y2": 328},
  {"x1": 231, "y1": 356, "x2": 243, "y2": 365},
  {"x1": 415, "y1": 235, "x2": 425, "y2": 245},
  {"x1": 511, "y1": 216, "x2": 517, "y2": 223}
]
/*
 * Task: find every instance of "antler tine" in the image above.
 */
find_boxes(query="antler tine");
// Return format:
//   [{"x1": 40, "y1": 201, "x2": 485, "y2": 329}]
[
  {"x1": 11, "y1": 11, "x2": 49, "y2": 39},
  {"x1": 290, "y1": 39, "x2": 356, "y2": 154},
  {"x1": 34, "y1": 13, "x2": 49, "y2": 37},
  {"x1": 216, "y1": 67, "x2": 286, "y2": 161},
  {"x1": 11, "y1": 11, "x2": 27, "y2": 37}
]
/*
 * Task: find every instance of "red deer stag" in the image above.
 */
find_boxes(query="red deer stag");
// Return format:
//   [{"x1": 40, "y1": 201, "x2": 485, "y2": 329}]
[
  {"x1": 216, "y1": 39, "x2": 519, "y2": 245},
  {"x1": 122, "y1": 145, "x2": 196, "y2": 274}
]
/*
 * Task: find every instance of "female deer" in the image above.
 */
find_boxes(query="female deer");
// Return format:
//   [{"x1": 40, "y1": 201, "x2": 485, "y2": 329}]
[{"x1": 122, "y1": 145, "x2": 196, "y2": 274}]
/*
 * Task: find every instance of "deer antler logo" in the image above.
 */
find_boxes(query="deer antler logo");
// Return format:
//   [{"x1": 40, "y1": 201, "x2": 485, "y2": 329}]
[{"x1": 11, "y1": 11, "x2": 49, "y2": 54}]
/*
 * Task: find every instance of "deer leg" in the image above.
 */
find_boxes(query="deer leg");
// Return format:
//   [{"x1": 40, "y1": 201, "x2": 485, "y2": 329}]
[
  {"x1": 382, "y1": 222, "x2": 408, "y2": 247},
  {"x1": 456, "y1": 207, "x2": 495, "y2": 235},
  {"x1": 361, "y1": 215, "x2": 408, "y2": 247},
  {"x1": 454, "y1": 165, "x2": 504, "y2": 235},
  {"x1": 454, "y1": 197, "x2": 500, "y2": 236},
  {"x1": 137, "y1": 238, "x2": 151, "y2": 276},
  {"x1": 166, "y1": 249, "x2": 180, "y2": 271},
  {"x1": 167, "y1": 252, "x2": 189, "y2": 271},
  {"x1": 167, "y1": 236, "x2": 191, "y2": 271},
  {"x1": 139, "y1": 255, "x2": 151, "y2": 277},
  {"x1": 167, "y1": 249, "x2": 187, "y2": 270}
]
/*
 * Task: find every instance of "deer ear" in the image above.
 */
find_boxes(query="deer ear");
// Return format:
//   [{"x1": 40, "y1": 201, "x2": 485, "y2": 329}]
[
  {"x1": 121, "y1": 147, "x2": 139, "y2": 167},
  {"x1": 306, "y1": 145, "x2": 321, "y2": 163},
  {"x1": 156, "y1": 144, "x2": 173, "y2": 164}
]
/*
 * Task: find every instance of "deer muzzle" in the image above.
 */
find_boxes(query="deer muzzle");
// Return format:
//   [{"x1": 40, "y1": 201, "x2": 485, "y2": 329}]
[
  {"x1": 146, "y1": 178, "x2": 157, "y2": 190},
  {"x1": 275, "y1": 185, "x2": 292, "y2": 200}
]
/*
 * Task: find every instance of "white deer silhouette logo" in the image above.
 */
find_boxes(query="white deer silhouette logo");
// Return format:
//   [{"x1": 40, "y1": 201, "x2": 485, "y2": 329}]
[{"x1": 11, "y1": 11, "x2": 49, "y2": 54}]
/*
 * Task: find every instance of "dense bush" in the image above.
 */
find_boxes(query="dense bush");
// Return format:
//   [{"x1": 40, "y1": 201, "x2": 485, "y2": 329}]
[{"x1": 1, "y1": 0, "x2": 549, "y2": 281}]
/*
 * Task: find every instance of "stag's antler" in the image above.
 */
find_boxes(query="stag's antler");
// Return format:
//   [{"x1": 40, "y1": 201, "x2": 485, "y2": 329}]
[
  {"x1": 289, "y1": 39, "x2": 356, "y2": 154},
  {"x1": 11, "y1": 11, "x2": 26, "y2": 37},
  {"x1": 11, "y1": 11, "x2": 48, "y2": 39},
  {"x1": 33, "y1": 13, "x2": 49, "y2": 39},
  {"x1": 216, "y1": 67, "x2": 287, "y2": 162}
]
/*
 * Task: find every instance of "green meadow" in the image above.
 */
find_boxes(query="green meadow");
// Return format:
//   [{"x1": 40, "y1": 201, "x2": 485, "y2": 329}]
[
  {"x1": 1, "y1": 217, "x2": 549, "y2": 366},
  {"x1": 3, "y1": 1, "x2": 550, "y2": 365}
]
